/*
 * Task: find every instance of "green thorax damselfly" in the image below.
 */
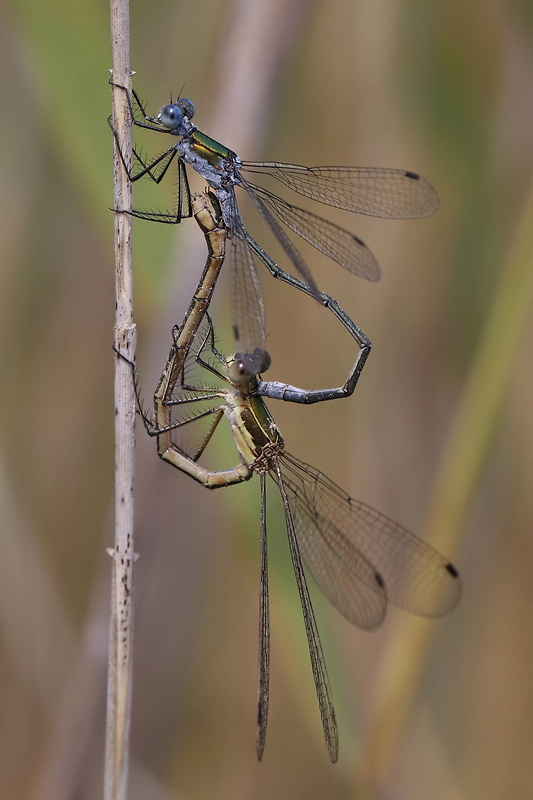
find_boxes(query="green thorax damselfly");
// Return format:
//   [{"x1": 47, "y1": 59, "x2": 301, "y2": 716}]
[{"x1": 111, "y1": 85, "x2": 438, "y2": 353}]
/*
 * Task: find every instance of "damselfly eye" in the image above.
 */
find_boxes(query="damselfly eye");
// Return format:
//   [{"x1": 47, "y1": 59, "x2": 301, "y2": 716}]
[
  {"x1": 177, "y1": 98, "x2": 195, "y2": 120},
  {"x1": 228, "y1": 348, "x2": 271, "y2": 385},
  {"x1": 158, "y1": 103, "x2": 183, "y2": 130},
  {"x1": 228, "y1": 358, "x2": 251, "y2": 386},
  {"x1": 242, "y1": 348, "x2": 271, "y2": 375}
]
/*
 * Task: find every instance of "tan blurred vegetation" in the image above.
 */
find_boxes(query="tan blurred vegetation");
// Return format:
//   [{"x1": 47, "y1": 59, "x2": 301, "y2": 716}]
[{"x1": 1, "y1": 0, "x2": 533, "y2": 798}]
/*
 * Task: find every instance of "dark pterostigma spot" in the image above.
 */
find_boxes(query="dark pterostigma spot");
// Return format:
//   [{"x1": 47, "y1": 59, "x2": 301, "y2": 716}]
[{"x1": 445, "y1": 562, "x2": 459, "y2": 578}]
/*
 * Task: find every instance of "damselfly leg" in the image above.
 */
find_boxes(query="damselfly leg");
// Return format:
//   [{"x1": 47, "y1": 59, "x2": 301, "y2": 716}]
[
  {"x1": 110, "y1": 81, "x2": 438, "y2": 353},
  {"x1": 127, "y1": 189, "x2": 372, "y2": 410},
  {"x1": 113, "y1": 187, "x2": 459, "y2": 761},
  {"x1": 132, "y1": 313, "x2": 461, "y2": 762}
]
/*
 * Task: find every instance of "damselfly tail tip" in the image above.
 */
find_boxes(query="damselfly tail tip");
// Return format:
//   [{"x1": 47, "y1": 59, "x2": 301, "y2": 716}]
[
  {"x1": 256, "y1": 741, "x2": 265, "y2": 762},
  {"x1": 256, "y1": 726, "x2": 266, "y2": 762}
]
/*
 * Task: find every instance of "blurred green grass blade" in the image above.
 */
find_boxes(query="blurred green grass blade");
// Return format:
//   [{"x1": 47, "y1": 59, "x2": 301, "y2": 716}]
[
  {"x1": 9, "y1": 0, "x2": 112, "y2": 228},
  {"x1": 8, "y1": 0, "x2": 174, "y2": 288},
  {"x1": 425, "y1": 176, "x2": 533, "y2": 552},
  {"x1": 360, "y1": 174, "x2": 533, "y2": 787}
]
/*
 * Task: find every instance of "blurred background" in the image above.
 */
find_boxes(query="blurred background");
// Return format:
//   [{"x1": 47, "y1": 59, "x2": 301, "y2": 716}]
[{"x1": 1, "y1": 0, "x2": 533, "y2": 797}]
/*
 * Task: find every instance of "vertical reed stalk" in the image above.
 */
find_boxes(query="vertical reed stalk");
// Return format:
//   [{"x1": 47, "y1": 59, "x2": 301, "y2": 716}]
[{"x1": 105, "y1": 1, "x2": 135, "y2": 798}]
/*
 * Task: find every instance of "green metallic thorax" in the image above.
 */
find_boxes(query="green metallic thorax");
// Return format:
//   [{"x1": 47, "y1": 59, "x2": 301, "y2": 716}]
[{"x1": 191, "y1": 130, "x2": 232, "y2": 167}]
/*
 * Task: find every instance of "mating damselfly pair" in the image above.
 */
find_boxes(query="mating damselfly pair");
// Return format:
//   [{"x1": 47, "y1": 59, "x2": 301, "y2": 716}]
[{"x1": 111, "y1": 84, "x2": 460, "y2": 762}]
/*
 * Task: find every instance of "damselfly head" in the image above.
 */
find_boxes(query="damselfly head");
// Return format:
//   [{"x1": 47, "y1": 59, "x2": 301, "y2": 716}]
[
  {"x1": 157, "y1": 98, "x2": 195, "y2": 131},
  {"x1": 228, "y1": 349, "x2": 271, "y2": 385}
]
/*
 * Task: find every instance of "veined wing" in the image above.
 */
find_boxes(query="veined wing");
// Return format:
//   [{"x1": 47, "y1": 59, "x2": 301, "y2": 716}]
[
  {"x1": 230, "y1": 231, "x2": 266, "y2": 352},
  {"x1": 275, "y1": 456, "x2": 387, "y2": 629},
  {"x1": 278, "y1": 452, "x2": 461, "y2": 628},
  {"x1": 273, "y1": 462, "x2": 338, "y2": 762},
  {"x1": 242, "y1": 181, "x2": 322, "y2": 296},
  {"x1": 241, "y1": 163, "x2": 439, "y2": 219},
  {"x1": 245, "y1": 181, "x2": 381, "y2": 281}
]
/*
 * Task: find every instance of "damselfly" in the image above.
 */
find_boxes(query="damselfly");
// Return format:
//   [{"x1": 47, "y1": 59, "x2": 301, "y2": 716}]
[
  {"x1": 131, "y1": 313, "x2": 460, "y2": 762},
  {"x1": 110, "y1": 83, "x2": 439, "y2": 353},
  {"x1": 153, "y1": 189, "x2": 371, "y2": 407}
]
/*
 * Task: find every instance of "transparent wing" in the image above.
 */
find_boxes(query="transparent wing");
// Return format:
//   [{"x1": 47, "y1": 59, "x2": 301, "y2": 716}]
[
  {"x1": 274, "y1": 463, "x2": 338, "y2": 762},
  {"x1": 241, "y1": 163, "x2": 439, "y2": 219},
  {"x1": 230, "y1": 232, "x2": 266, "y2": 352},
  {"x1": 276, "y1": 457, "x2": 387, "y2": 629},
  {"x1": 245, "y1": 181, "x2": 381, "y2": 281},
  {"x1": 241, "y1": 181, "x2": 323, "y2": 296},
  {"x1": 278, "y1": 453, "x2": 461, "y2": 628}
]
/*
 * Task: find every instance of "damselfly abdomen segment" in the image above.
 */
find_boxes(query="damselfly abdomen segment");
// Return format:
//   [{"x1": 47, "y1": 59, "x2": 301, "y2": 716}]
[{"x1": 110, "y1": 83, "x2": 439, "y2": 353}]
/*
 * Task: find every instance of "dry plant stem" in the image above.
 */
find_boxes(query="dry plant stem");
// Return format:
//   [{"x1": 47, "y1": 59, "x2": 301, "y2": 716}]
[{"x1": 106, "y1": 1, "x2": 135, "y2": 799}]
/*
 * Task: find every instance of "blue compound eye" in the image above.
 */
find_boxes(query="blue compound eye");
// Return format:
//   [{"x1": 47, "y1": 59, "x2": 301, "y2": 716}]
[{"x1": 157, "y1": 103, "x2": 183, "y2": 130}]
